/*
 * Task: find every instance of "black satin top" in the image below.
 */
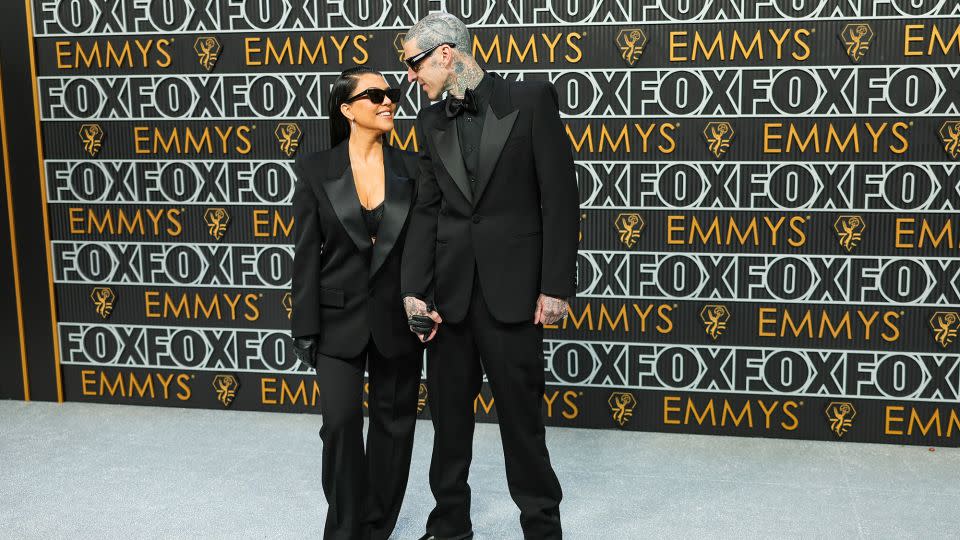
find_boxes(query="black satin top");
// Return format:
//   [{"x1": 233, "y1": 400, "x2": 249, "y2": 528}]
[{"x1": 361, "y1": 201, "x2": 384, "y2": 239}]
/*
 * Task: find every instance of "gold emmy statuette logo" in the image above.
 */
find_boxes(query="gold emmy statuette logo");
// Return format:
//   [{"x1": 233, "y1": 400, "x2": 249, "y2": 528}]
[
  {"x1": 194, "y1": 36, "x2": 222, "y2": 71},
  {"x1": 276, "y1": 123, "x2": 302, "y2": 157},
  {"x1": 839, "y1": 23, "x2": 874, "y2": 63},
  {"x1": 929, "y1": 311, "x2": 960, "y2": 348},
  {"x1": 79, "y1": 124, "x2": 104, "y2": 157},
  {"x1": 938, "y1": 121, "x2": 960, "y2": 160},
  {"x1": 203, "y1": 207, "x2": 230, "y2": 240},
  {"x1": 281, "y1": 293, "x2": 292, "y2": 320},
  {"x1": 213, "y1": 375, "x2": 240, "y2": 407},
  {"x1": 700, "y1": 305, "x2": 730, "y2": 340},
  {"x1": 394, "y1": 33, "x2": 407, "y2": 62},
  {"x1": 417, "y1": 383, "x2": 428, "y2": 414},
  {"x1": 703, "y1": 121, "x2": 734, "y2": 158},
  {"x1": 616, "y1": 28, "x2": 648, "y2": 66},
  {"x1": 833, "y1": 215, "x2": 866, "y2": 252},
  {"x1": 614, "y1": 213, "x2": 645, "y2": 248},
  {"x1": 825, "y1": 401, "x2": 856, "y2": 438},
  {"x1": 608, "y1": 392, "x2": 637, "y2": 427},
  {"x1": 90, "y1": 287, "x2": 116, "y2": 319}
]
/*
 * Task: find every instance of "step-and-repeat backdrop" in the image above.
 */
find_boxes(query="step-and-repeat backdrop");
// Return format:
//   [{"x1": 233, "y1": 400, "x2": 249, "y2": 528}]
[{"x1": 29, "y1": 0, "x2": 960, "y2": 446}]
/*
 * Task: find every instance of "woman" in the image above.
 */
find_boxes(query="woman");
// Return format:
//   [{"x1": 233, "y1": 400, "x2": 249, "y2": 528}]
[{"x1": 290, "y1": 66, "x2": 427, "y2": 539}]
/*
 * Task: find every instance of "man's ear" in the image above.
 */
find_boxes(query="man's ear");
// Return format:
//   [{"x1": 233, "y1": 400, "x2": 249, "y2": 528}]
[{"x1": 441, "y1": 45, "x2": 456, "y2": 68}]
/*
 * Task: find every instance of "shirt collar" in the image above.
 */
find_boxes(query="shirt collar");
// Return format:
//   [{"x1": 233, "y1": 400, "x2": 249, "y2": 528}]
[{"x1": 468, "y1": 72, "x2": 494, "y2": 110}]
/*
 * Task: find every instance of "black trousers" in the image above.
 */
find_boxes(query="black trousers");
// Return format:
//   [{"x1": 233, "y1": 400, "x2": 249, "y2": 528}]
[
  {"x1": 314, "y1": 340, "x2": 421, "y2": 540},
  {"x1": 426, "y1": 275, "x2": 563, "y2": 539}
]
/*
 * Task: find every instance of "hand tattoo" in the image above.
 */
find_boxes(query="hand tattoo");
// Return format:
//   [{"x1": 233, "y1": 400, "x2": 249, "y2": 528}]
[
  {"x1": 404, "y1": 296, "x2": 428, "y2": 318},
  {"x1": 541, "y1": 295, "x2": 569, "y2": 325}
]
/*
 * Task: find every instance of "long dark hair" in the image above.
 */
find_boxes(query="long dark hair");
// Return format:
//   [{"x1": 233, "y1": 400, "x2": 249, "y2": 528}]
[{"x1": 328, "y1": 66, "x2": 381, "y2": 148}]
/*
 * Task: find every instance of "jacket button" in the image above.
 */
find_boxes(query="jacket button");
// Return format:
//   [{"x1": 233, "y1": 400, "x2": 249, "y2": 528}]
[{"x1": 472, "y1": 215, "x2": 481, "y2": 224}]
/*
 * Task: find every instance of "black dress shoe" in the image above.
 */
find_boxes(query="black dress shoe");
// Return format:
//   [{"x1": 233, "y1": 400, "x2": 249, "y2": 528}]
[{"x1": 416, "y1": 532, "x2": 473, "y2": 540}]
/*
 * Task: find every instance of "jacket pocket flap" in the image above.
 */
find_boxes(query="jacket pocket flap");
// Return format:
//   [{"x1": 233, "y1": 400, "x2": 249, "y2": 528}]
[{"x1": 318, "y1": 287, "x2": 345, "y2": 307}]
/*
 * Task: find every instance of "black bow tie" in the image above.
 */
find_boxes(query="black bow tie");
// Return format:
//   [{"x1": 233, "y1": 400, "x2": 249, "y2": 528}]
[{"x1": 445, "y1": 88, "x2": 478, "y2": 118}]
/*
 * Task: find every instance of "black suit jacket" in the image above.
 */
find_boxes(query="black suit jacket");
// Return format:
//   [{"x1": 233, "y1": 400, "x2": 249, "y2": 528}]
[
  {"x1": 401, "y1": 75, "x2": 579, "y2": 324},
  {"x1": 291, "y1": 140, "x2": 422, "y2": 359}
]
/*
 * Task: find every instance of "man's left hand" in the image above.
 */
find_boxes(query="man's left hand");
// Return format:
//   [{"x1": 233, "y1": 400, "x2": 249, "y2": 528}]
[{"x1": 533, "y1": 294, "x2": 569, "y2": 325}]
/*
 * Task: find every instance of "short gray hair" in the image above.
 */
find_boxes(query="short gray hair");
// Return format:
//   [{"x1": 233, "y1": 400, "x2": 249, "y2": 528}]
[{"x1": 405, "y1": 12, "x2": 470, "y2": 53}]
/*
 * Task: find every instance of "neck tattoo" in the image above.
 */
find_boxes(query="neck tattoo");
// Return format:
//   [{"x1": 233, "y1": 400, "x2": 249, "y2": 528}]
[{"x1": 447, "y1": 61, "x2": 485, "y2": 98}]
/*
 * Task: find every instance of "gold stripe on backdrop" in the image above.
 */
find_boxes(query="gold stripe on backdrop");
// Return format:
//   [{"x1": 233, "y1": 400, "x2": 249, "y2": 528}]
[{"x1": 24, "y1": 0, "x2": 63, "y2": 403}]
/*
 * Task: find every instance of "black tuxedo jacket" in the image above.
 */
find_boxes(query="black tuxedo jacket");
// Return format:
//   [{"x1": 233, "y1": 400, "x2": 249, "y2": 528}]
[
  {"x1": 291, "y1": 140, "x2": 423, "y2": 359},
  {"x1": 401, "y1": 75, "x2": 579, "y2": 324}
]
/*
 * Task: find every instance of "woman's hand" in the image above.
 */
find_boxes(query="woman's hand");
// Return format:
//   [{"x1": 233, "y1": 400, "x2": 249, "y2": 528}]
[{"x1": 292, "y1": 336, "x2": 319, "y2": 368}]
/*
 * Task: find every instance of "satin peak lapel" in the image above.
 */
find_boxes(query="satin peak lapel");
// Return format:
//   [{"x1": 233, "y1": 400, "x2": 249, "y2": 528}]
[
  {"x1": 370, "y1": 153, "x2": 411, "y2": 278},
  {"x1": 319, "y1": 165, "x2": 372, "y2": 254},
  {"x1": 473, "y1": 105, "x2": 518, "y2": 204},
  {"x1": 431, "y1": 121, "x2": 473, "y2": 205}
]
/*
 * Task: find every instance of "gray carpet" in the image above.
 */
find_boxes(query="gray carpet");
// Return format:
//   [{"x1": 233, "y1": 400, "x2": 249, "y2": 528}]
[{"x1": 1, "y1": 401, "x2": 957, "y2": 539}]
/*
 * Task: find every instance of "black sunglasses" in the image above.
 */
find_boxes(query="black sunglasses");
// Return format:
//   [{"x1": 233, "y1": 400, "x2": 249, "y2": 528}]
[
  {"x1": 344, "y1": 87, "x2": 402, "y2": 105},
  {"x1": 404, "y1": 42, "x2": 455, "y2": 71}
]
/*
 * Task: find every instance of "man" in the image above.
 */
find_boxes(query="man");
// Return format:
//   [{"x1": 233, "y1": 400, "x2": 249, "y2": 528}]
[{"x1": 400, "y1": 12, "x2": 579, "y2": 540}]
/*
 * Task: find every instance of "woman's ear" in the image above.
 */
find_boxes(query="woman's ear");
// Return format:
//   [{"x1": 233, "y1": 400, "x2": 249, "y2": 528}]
[{"x1": 340, "y1": 102, "x2": 354, "y2": 122}]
